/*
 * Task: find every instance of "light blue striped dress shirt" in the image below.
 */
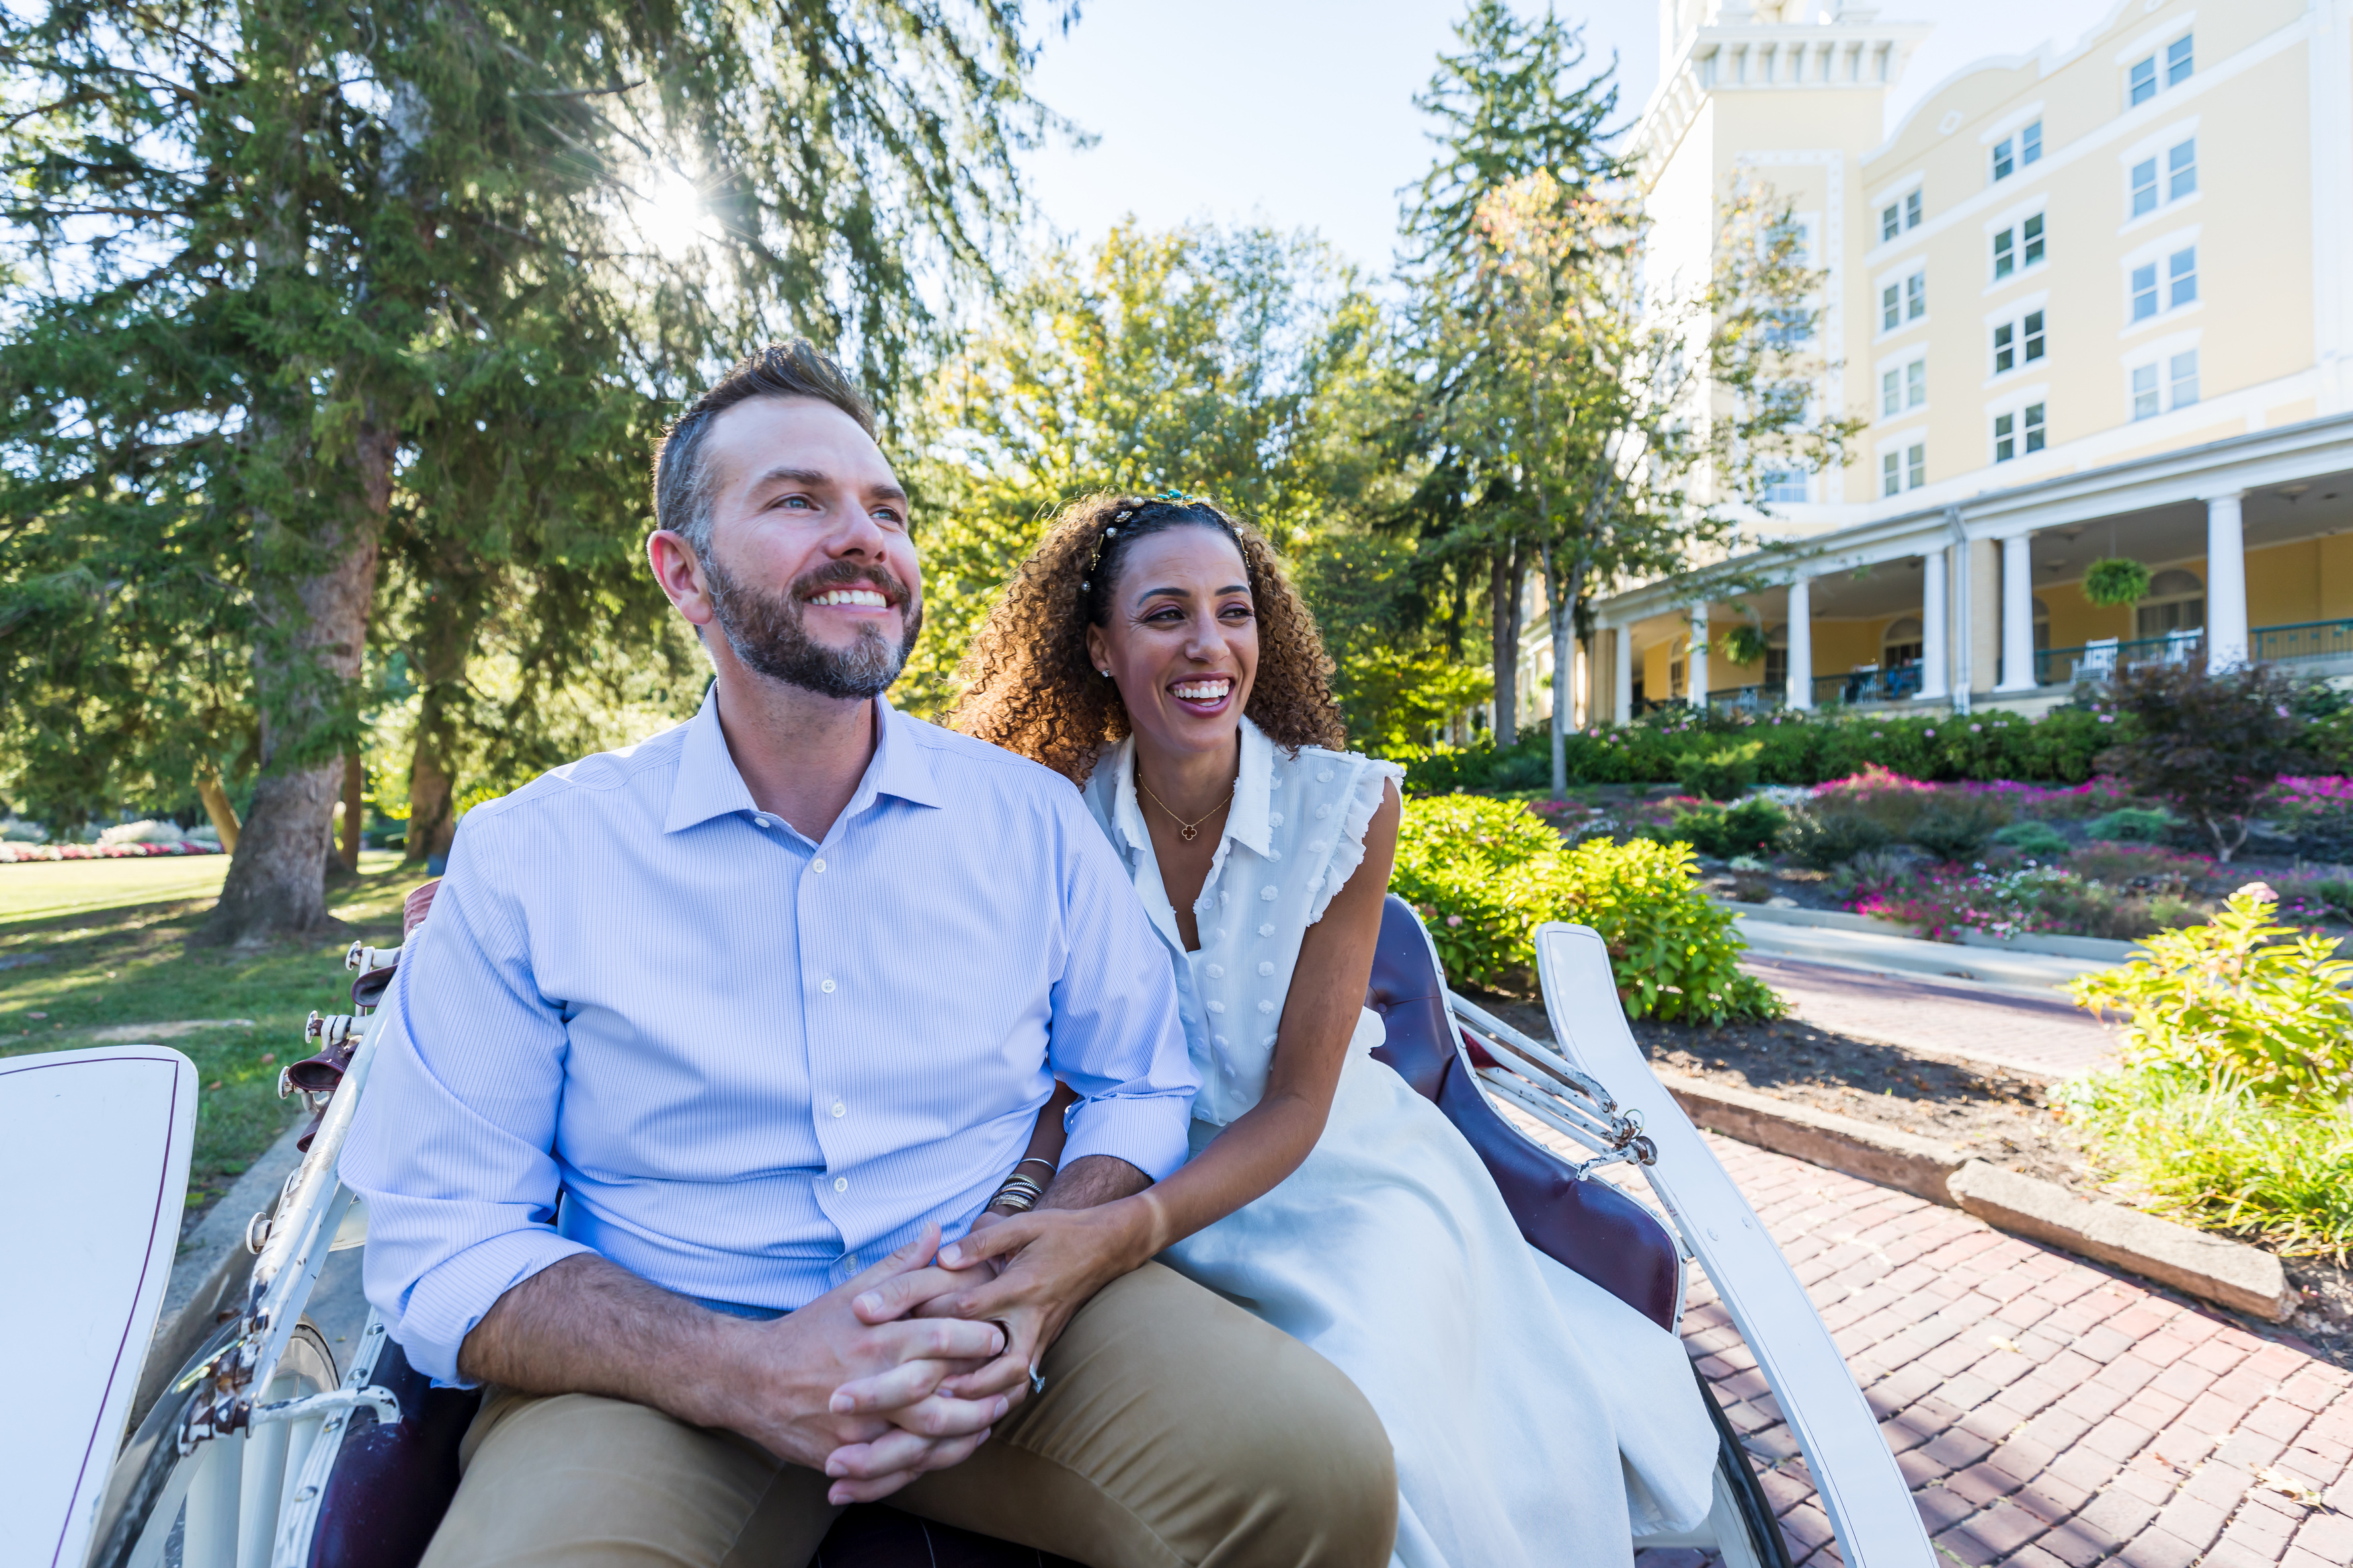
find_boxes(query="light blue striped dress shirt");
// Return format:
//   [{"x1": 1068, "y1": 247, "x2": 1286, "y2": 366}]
[{"x1": 340, "y1": 690, "x2": 1199, "y2": 1385}]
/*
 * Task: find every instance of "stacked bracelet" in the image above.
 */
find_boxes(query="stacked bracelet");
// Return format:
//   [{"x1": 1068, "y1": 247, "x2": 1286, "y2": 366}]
[{"x1": 990, "y1": 1173, "x2": 1047, "y2": 1213}]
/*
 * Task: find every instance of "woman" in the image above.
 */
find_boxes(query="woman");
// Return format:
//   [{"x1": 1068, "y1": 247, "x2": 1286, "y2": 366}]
[{"x1": 942, "y1": 493, "x2": 1714, "y2": 1567}]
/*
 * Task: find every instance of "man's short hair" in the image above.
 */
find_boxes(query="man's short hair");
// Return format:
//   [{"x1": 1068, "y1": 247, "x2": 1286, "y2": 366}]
[{"x1": 653, "y1": 341, "x2": 879, "y2": 561}]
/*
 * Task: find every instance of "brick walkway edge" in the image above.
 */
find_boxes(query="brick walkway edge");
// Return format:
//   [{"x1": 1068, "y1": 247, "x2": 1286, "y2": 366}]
[{"x1": 1626, "y1": 1135, "x2": 2351, "y2": 1568}]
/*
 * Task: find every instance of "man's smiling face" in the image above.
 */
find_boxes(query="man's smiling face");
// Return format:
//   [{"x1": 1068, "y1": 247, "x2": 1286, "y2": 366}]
[{"x1": 685, "y1": 396, "x2": 924, "y2": 700}]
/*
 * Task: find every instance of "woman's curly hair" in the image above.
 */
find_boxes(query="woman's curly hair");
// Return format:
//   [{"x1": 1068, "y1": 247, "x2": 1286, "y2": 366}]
[{"x1": 952, "y1": 493, "x2": 1347, "y2": 783}]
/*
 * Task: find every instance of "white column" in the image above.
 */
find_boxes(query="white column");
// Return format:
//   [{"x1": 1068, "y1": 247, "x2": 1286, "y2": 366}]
[
  {"x1": 1786, "y1": 576, "x2": 1814, "y2": 709},
  {"x1": 2206, "y1": 491, "x2": 2249, "y2": 669},
  {"x1": 1687, "y1": 604, "x2": 1710, "y2": 708},
  {"x1": 1917, "y1": 551, "x2": 1949, "y2": 700},
  {"x1": 1997, "y1": 533, "x2": 2038, "y2": 691},
  {"x1": 1613, "y1": 624, "x2": 1634, "y2": 724}
]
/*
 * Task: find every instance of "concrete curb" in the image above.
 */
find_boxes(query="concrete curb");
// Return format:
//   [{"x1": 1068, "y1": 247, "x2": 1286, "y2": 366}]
[
  {"x1": 1658, "y1": 1071, "x2": 1966, "y2": 1207},
  {"x1": 1722, "y1": 899, "x2": 2146, "y2": 965},
  {"x1": 1946, "y1": 1161, "x2": 2295, "y2": 1323},
  {"x1": 129, "y1": 1119, "x2": 307, "y2": 1428},
  {"x1": 1655, "y1": 1071, "x2": 2295, "y2": 1323}
]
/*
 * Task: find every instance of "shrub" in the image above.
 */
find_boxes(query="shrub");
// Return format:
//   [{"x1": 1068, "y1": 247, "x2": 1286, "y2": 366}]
[
  {"x1": 1990, "y1": 820, "x2": 2071, "y2": 858},
  {"x1": 2083, "y1": 807, "x2": 2176, "y2": 843},
  {"x1": 1784, "y1": 809, "x2": 1895, "y2": 870},
  {"x1": 1648, "y1": 797, "x2": 1788, "y2": 860},
  {"x1": 2266, "y1": 775, "x2": 2353, "y2": 860},
  {"x1": 1907, "y1": 794, "x2": 2013, "y2": 861},
  {"x1": 1679, "y1": 741, "x2": 1761, "y2": 802},
  {"x1": 2057, "y1": 1065, "x2": 2353, "y2": 1261},
  {"x1": 2063, "y1": 841, "x2": 2205, "y2": 889},
  {"x1": 1390, "y1": 795, "x2": 1780, "y2": 1020},
  {"x1": 2070, "y1": 884, "x2": 2353, "y2": 1104},
  {"x1": 2096, "y1": 661, "x2": 2317, "y2": 861}
]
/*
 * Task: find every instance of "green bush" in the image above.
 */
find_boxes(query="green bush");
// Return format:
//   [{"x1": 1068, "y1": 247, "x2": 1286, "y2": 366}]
[
  {"x1": 1908, "y1": 795, "x2": 2013, "y2": 862},
  {"x1": 2083, "y1": 807, "x2": 2176, "y2": 843},
  {"x1": 1650, "y1": 797, "x2": 1788, "y2": 860},
  {"x1": 1783, "y1": 809, "x2": 1895, "y2": 870},
  {"x1": 2071, "y1": 884, "x2": 2353, "y2": 1104},
  {"x1": 1679, "y1": 741, "x2": 1761, "y2": 802},
  {"x1": 2057, "y1": 1065, "x2": 2353, "y2": 1261},
  {"x1": 1990, "y1": 820, "x2": 2071, "y2": 858},
  {"x1": 1391, "y1": 795, "x2": 1780, "y2": 1022}
]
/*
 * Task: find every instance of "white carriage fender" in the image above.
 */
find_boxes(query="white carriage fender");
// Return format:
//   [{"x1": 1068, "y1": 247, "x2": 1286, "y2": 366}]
[{"x1": 1532, "y1": 922, "x2": 1936, "y2": 1568}]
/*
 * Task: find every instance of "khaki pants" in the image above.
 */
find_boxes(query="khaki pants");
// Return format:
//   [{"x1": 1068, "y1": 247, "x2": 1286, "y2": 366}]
[{"x1": 420, "y1": 1262, "x2": 1398, "y2": 1568}]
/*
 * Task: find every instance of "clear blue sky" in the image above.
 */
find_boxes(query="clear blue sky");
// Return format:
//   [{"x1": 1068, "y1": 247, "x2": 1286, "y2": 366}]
[{"x1": 1018, "y1": 0, "x2": 2116, "y2": 276}]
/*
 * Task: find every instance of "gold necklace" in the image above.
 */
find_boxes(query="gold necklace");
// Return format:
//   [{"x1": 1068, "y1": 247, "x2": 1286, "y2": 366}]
[{"x1": 1135, "y1": 765, "x2": 1236, "y2": 842}]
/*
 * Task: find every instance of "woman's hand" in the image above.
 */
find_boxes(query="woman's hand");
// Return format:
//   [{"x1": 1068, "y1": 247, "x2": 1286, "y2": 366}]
[{"x1": 863, "y1": 1197, "x2": 1160, "y2": 1403}]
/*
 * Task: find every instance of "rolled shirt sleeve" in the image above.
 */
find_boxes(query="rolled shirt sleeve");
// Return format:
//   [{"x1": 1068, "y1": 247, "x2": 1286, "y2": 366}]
[
  {"x1": 338, "y1": 815, "x2": 591, "y2": 1387},
  {"x1": 1046, "y1": 796, "x2": 1199, "y2": 1183}
]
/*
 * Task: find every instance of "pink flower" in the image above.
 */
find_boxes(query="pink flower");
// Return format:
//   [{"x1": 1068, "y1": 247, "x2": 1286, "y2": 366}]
[
  {"x1": 1446, "y1": 914, "x2": 1465, "y2": 927},
  {"x1": 1970, "y1": 724, "x2": 1981, "y2": 733},
  {"x1": 2237, "y1": 882, "x2": 2278, "y2": 903}
]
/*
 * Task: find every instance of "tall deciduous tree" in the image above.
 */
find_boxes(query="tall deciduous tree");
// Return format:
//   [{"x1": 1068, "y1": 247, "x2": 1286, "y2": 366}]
[{"x1": 0, "y1": 0, "x2": 1061, "y2": 938}]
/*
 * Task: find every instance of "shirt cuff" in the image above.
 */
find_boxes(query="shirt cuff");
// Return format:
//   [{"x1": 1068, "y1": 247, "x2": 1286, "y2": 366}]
[
  {"x1": 394, "y1": 1228, "x2": 596, "y2": 1387},
  {"x1": 1062, "y1": 1094, "x2": 1193, "y2": 1184}
]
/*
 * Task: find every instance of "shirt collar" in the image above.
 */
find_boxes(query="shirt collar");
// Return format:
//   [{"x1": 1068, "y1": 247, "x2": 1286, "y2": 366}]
[
  {"x1": 1105, "y1": 717, "x2": 1275, "y2": 861},
  {"x1": 664, "y1": 687, "x2": 941, "y2": 835}
]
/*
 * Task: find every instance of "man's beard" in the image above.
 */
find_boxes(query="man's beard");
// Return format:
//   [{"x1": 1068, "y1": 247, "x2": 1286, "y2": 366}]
[{"x1": 703, "y1": 554, "x2": 923, "y2": 701}]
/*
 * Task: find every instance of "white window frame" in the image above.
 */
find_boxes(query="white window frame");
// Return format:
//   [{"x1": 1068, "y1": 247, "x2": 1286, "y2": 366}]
[
  {"x1": 1874, "y1": 436, "x2": 1927, "y2": 498},
  {"x1": 1869, "y1": 171, "x2": 1926, "y2": 255},
  {"x1": 1875, "y1": 348, "x2": 1929, "y2": 423},
  {"x1": 1986, "y1": 198, "x2": 2050, "y2": 286},
  {"x1": 1988, "y1": 384, "x2": 2050, "y2": 464},
  {"x1": 2118, "y1": 118, "x2": 2200, "y2": 233},
  {"x1": 2117, "y1": 17, "x2": 2195, "y2": 110},
  {"x1": 1985, "y1": 292, "x2": 2051, "y2": 383},
  {"x1": 2119, "y1": 224, "x2": 2203, "y2": 335},
  {"x1": 2122, "y1": 327, "x2": 2204, "y2": 421},
  {"x1": 1875, "y1": 262, "x2": 1929, "y2": 338}
]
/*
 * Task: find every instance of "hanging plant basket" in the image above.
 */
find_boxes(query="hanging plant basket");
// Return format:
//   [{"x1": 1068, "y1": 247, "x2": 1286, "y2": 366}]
[
  {"x1": 2083, "y1": 557, "x2": 2153, "y2": 609},
  {"x1": 1721, "y1": 623, "x2": 1772, "y2": 667}
]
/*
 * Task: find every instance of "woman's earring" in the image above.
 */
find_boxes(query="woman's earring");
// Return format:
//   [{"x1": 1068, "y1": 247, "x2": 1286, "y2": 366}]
[{"x1": 1100, "y1": 668, "x2": 1113, "y2": 677}]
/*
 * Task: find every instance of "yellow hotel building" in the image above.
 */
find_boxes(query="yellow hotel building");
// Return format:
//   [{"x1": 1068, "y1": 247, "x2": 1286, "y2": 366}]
[{"x1": 1571, "y1": 0, "x2": 2353, "y2": 724}]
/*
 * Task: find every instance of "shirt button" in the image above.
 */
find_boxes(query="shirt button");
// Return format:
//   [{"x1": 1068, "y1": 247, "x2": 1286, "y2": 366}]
[
  {"x1": 832, "y1": 1101, "x2": 846, "y2": 1118},
  {"x1": 1258, "y1": 961, "x2": 1275, "y2": 977},
  {"x1": 834, "y1": 1176, "x2": 850, "y2": 1193},
  {"x1": 754, "y1": 815, "x2": 775, "y2": 828},
  {"x1": 845, "y1": 1253, "x2": 860, "y2": 1269},
  {"x1": 820, "y1": 978, "x2": 836, "y2": 994},
  {"x1": 812, "y1": 858, "x2": 827, "y2": 873}
]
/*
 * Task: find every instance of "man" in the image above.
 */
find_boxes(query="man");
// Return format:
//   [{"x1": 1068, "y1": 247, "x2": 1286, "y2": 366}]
[{"x1": 340, "y1": 341, "x2": 1398, "y2": 1566}]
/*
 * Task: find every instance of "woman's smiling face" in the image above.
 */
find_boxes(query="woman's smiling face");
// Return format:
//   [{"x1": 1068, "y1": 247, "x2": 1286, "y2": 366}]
[{"x1": 1086, "y1": 525, "x2": 1259, "y2": 759}]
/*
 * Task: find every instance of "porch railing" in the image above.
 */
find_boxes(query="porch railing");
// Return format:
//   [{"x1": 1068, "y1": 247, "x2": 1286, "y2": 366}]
[
  {"x1": 1811, "y1": 665, "x2": 1923, "y2": 707},
  {"x1": 2251, "y1": 619, "x2": 2353, "y2": 667},
  {"x1": 1704, "y1": 683, "x2": 1784, "y2": 714},
  {"x1": 2034, "y1": 631, "x2": 2202, "y2": 687}
]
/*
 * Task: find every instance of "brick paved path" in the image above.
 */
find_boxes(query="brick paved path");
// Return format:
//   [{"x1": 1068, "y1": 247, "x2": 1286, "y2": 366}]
[
  {"x1": 1600, "y1": 1134, "x2": 2350, "y2": 1568},
  {"x1": 1743, "y1": 955, "x2": 2122, "y2": 1081}
]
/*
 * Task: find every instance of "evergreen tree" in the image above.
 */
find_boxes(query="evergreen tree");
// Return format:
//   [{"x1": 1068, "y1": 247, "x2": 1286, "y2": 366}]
[{"x1": 0, "y1": 0, "x2": 1060, "y2": 938}]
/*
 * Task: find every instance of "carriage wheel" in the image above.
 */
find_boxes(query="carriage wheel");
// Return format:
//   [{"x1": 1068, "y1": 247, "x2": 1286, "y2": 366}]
[
  {"x1": 1693, "y1": 1363, "x2": 1798, "y2": 1568},
  {"x1": 88, "y1": 1318, "x2": 340, "y2": 1568}
]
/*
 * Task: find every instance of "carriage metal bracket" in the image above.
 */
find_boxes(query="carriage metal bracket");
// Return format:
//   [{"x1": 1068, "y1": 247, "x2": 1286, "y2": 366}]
[{"x1": 249, "y1": 1384, "x2": 401, "y2": 1430}]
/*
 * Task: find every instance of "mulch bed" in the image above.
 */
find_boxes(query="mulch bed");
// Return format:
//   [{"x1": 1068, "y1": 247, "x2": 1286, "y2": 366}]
[{"x1": 1472, "y1": 992, "x2": 2353, "y2": 1373}]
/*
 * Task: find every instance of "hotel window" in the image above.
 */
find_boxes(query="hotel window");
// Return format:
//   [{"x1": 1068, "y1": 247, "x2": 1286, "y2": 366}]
[
  {"x1": 2132, "y1": 363, "x2": 2161, "y2": 419},
  {"x1": 2131, "y1": 158, "x2": 2157, "y2": 216},
  {"x1": 1993, "y1": 214, "x2": 2046, "y2": 279},
  {"x1": 1906, "y1": 190, "x2": 1923, "y2": 229},
  {"x1": 1881, "y1": 359, "x2": 1925, "y2": 417},
  {"x1": 2169, "y1": 246, "x2": 2197, "y2": 307},
  {"x1": 1881, "y1": 202, "x2": 1900, "y2": 243},
  {"x1": 2169, "y1": 138, "x2": 2196, "y2": 200},
  {"x1": 2130, "y1": 56, "x2": 2156, "y2": 106},
  {"x1": 2131, "y1": 261, "x2": 2160, "y2": 321},
  {"x1": 2167, "y1": 34, "x2": 2193, "y2": 87},
  {"x1": 2169, "y1": 349, "x2": 2199, "y2": 407},
  {"x1": 1906, "y1": 270, "x2": 1927, "y2": 321},
  {"x1": 2129, "y1": 34, "x2": 2192, "y2": 108},
  {"x1": 1992, "y1": 122, "x2": 2042, "y2": 183},
  {"x1": 1993, "y1": 312, "x2": 2045, "y2": 374},
  {"x1": 1882, "y1": 450, "x2": 1901, "y2": 497},
  {"x1": 1991, "y1": 403, "x2": 2048, "y2": 461},
  {"x1": 1882, "y1": 282, "x2": 1899, "y2": 331},
  {"x1": 1761, "y1": 469, "x2": 1808, "y2": 504},
  {"x1": 1907, "y1": 442, "x2": 1926, "y2": 490},
  {"x1": 2137, "y1": 569, "x2": 2204, "y2": 638}
]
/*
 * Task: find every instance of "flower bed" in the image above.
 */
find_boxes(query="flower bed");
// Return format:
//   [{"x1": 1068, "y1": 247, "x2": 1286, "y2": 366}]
[{"x1": 0, "y1": 840, "x2": 223, "y2": 864}]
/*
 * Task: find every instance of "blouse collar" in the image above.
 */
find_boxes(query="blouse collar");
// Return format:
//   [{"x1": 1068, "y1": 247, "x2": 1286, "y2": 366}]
[{"x1": 1107, "y1": 716, "x2": 1278, "y2": 864}]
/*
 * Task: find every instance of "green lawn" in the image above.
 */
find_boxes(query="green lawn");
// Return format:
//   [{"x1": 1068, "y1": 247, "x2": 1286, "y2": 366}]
[{"x1": 1, "y1": 853, "x2": 426, "y2": 1216}]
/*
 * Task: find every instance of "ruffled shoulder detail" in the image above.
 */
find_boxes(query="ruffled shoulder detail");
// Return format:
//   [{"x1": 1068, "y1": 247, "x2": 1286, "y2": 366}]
[{"x1": 1302, "y1": 750, "x2": 1405, "y2": 926}]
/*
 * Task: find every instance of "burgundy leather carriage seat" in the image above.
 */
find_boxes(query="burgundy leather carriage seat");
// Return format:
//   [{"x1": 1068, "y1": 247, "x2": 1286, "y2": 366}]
[{"x1": 1365, "y1": 893, "x2": 1683, "y2": 1332}]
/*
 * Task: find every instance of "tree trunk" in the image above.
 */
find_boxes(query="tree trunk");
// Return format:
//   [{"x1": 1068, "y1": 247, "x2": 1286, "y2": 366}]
[
  {"x1": 340, "y1": 751, "x2": 364, "y2": 872},
  {"x1": 196, "y1": 771, "x2": 241, "y2": 854},
  {"x1": 201, "y1": 423, "x2": 393, "y2": 944},
  {"x1": 1490, "y1": 545, "x2": 1524, "y2": 748},
  {"x1": 403, "y1": 579, "x2": 479, "y2": 867},
  {"x1": 1542, "y1": 548, "x2": 1585, "y2": 803}
]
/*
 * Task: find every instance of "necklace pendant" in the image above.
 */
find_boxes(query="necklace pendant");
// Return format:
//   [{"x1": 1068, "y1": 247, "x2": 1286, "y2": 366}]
[{"x1": 1180, "y1": 825, "x2": 1199, "y2": 841}]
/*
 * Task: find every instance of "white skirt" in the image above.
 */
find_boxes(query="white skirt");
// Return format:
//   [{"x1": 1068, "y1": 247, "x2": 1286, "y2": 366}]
[{"x1": 1162, "y1": 1010, "x2": 1717, "y2": 1568}]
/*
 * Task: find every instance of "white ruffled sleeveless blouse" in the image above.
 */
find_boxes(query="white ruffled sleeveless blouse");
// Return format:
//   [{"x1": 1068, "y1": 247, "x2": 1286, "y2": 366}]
[{"x1": 1080, "y1": 719, "x2": 1401, "y2": 1127}]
